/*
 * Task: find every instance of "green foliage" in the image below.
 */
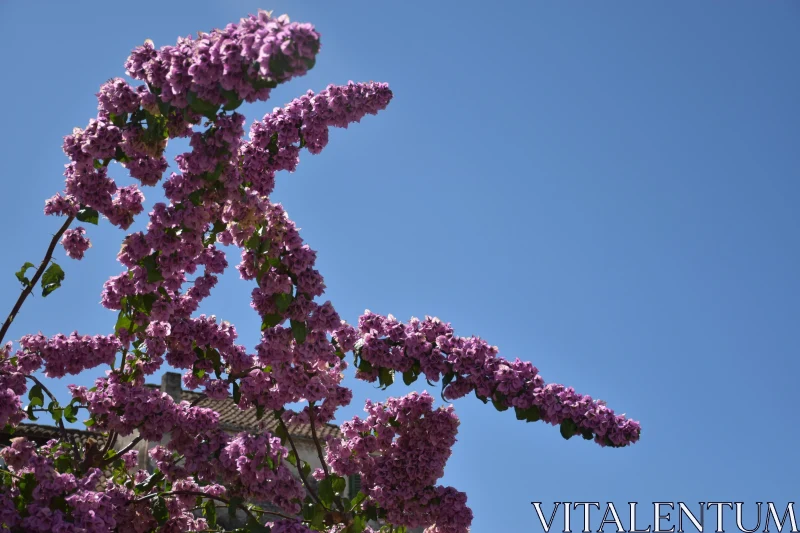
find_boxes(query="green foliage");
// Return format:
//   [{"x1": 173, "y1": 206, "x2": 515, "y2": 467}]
[
  {"x1": 187, "y1": 91, "x2": 220, "y2": 120},
  {"x1": 291, "y1": 319, "x2": 307, "y2": 344},
  {"x1": 41, "y1": 262, "x2": 65, "y2": 297},
  {"x1": 139, "y1": 253, "x2": 164, "y2": 283},
  {"x1": 560, "y1": 418, "x2": 578, "y2": 440},
  {"x1": 204, "y1": 499, "x2": 217, "y2": 528},
  {"x1": 15, "y1": 262, "x2": 35, "y2": 287},
  {"x1": 378, "y1": 367, "x2": 394, "y2": 389},
  {"x1": 76, "y1": 207, "x2": 99, "y2": 225},
  {"x1": 152, "y1": 496, "x2": 169, "y2": 524},
  {"x1": 514, "y1": 405, "x2": 541, "y2": 422}
]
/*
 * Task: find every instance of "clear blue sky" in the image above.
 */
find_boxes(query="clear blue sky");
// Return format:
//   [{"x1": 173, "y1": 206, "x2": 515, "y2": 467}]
[{"x1": 1, "y1": 1, "x2": 799, "y2": 531}]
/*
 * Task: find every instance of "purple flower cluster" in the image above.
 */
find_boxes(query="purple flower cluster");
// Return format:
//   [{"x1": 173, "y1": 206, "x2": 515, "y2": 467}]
[
  {"x1": 239, "y1": 81, "x2": 393, "y2": 198},
  {"x1": 3, "y1": 7, "x2": 646, "y2": 531},
  {"x1": 61, "y1": 226, "x2": 92, "y2": 260},
  {"x1": 326, "y1": 392, "x2": 472, "y2": 533},
  {"x1": 229, "y1": 202, "x2": 351, "y2": 425},
  {"x1": 69, "y1": 373, "x2": 217, "y2": 441},
  {"x1": 0, "y1": 342, "x2": 29, "y2": 428},
  {"x1": 0, "y1": 436, "x2": 214, "y2": 533},
  {"x1": 18, "y1": 332, "x2": 121, "y2": 379},
  {"x1": 0, "y1": 438, "x2": 115, "y2": 532},
  {"x1": 354, "y1": 312, "x2": 641, "y2": 447},
  {"x1": 125, "y1": 11, "x2": 320, "y2": 108},
  {"x1": 218, "y1": 432, "x2": 306, "y2": 513},
  {"x1": 47, "y1": 10, "x2": 324, "y2": 261}
]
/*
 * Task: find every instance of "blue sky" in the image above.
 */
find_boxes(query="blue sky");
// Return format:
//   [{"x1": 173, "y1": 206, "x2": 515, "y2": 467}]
[{"x1": 1, "y1": 1, "x2": 799, "y2": 531}]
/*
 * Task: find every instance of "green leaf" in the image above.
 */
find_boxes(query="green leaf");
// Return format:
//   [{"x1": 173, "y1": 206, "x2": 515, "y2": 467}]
[
  {"x1": 25, "y1": 403, "x2": 38, "y2": 421},
  {"x1": 492, "y1": 398, "x2": 509, "y2": 412},
  {"x1": 152, "y1": 496, "x2": 169, "y2": 524},
  {"x1": 232, "y1": 381, "x2": 241, "y2": 404},
  {"x1": 331, "y1": 475, "x2": 346, "y2": 496},
  {"x1": 246, "y1": 515, "x2": 272, "y2": 532},
  {"x1": 76, "y1": 207, "x2": 99, "y2": 225},
  {"x1": 139, "y1": 254, "x2": 164, "y2": 283},
  {"x1": 349, "y1": 491, "x2": 367, "y2": 511},
  {"x1": 48, "y1": 401, "x2": 63, "y2": 423},
  {"x1": 442, "y1": 371, "x2": 456, "y2": 387},
  {"x1": 290, "y1": 319, "x2": 307, "y2": 344},
  {"x1": 188, "y1": 189, "x2": 204, "y2": 206},
  {"x1": 378, "y1": 367, "x2": 394, "y2": 389},
  {"x1": 41, "y1": 262, "x2": 65, "y2": 297},
  {"x1": 474, "y1": 390, "x2": 489, "y2": 404},
  {"x1": 357, "y1": 358, "x2": 373, "y2": 375},
  {"x1": 53, "y1": 453, "x2": 72, "y2": 473},
  {"x1": 273, "y1": 292, "x2": 292, "y2": 313},
  {"x1": 514, "y1": 405, "x2": 541, "y2": 422},
  {"x1": 301, "y1": 501, "x2": 316, "y2": 521},
  {"x1": 261, "y1": 313, "x2": 284, "y2": 330},
  {"x1": 141, "y1": 293, "x2": 157, "y2": 314},
  {"x1": 273, "y1": 420, "x2": 289, "y2": 445},
  {"x1": 222, "y1": 89, "x2": 244, "y2": 111},
  {"x1": 15, "y1": 262, "x2": 35, "y2": 287},
  {"x1": 582, "y1": 428, "x2": 594, "y2": 440},
  {"x1": 64, "y1": 402, "x2": 78, "y2": 423},
  {"x1": 228, "y1": 495, "x2": 244, "y2": 519},
  {"x1": 318, "y1": 477, "x2": 334, "y2": 507},
  {"x1": 560, "y1": 418, "x2": 578, "y2": 440},
  {"x1": 286, "y1": 449, "x2": 298, "y2": 467},
  {"x1": 345, "y1": 515, "x2": 368, "y2": 533},
  {"x1": 204, "y1": 498, "x2": 217, "y2": 528},
  {"x1": 115, "y1": 312, "x2": 133, "y2": 335},
  {"x1": 28, "y1": 384, "x2": 44, "y2": 408},
  {"x1": 402, "y1": 369, "x2": 418, "y2": 386},
  {"x1": 113, "y1": 146, "x2": 131, "y2": 164},
  {"x1": 17, "y1": 473, "x2": 37, "y2": 505},
  {"x1": 202, "y1": 162, "x2": 225, "y2": 183},
  {"x1": 187, "y1": 91, "x2": 220, "y2": 120}
]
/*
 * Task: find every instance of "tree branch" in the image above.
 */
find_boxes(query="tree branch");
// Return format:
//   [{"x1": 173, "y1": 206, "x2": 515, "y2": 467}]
[
  {"x1": 25, "y1": 375, "x2": 81, "y2": 466},
  {"x1": 0, "y1": 215, "x2": 74, "y2": 344},
  {"x1": 307, "y1": 403, "x2": 330, "y2": 479},
  {"x1": 99, "y1": 435, "x2": 142, "y2": 467},
  {"x1": 277, "y1": 416, "x2": 326, "y2": 510}
]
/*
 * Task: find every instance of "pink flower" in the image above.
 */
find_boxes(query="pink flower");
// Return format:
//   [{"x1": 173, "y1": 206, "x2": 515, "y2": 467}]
[{"x1": 61, "y1": 226, "x2": 91, "y2": 259}]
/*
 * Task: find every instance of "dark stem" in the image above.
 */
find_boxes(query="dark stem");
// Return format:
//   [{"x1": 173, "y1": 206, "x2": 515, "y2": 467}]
[
  {"x1": 277, "y1": 417, "x2": 326, "y2": 510},
  {"x1": 190, "y1": 394, "x2": 207, "y2": 407},
  {"x1": 307, "y1": 403, "x2": 331, "y2": 479},
  {"x1": 99, "y1": 430, "x2": 118, "y2": 460},
  {"x1": 25, "y1": 375, "x2": 81, "y2": 466},
  {"x1": 0, "y1": 215, "x2": 74, "y2": 344},
  {"x1": 99, "y1": 435, "x2": 142, "y2": 467},
  {"x1": 136, "y1": 490, "x2": 284, "y2": 523}
]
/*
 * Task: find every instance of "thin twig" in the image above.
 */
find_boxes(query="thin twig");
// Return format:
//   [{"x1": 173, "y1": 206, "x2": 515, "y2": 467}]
[
  {"x1": 99, "y1": 430, "x2": 118, "y2": 459},
  {"x1": 99, "y1": 435, "x2": 142, "y2": 467},
  {"x1": 0, "y1": 215, "x2": 74, "y2": 344},
  {"x1": 137, "y1": 490, "x2": 286, "y2": 523},
  {"x1": 25, "y1": 375, "x2": 81, "y2": 466},
  {"x1": 307, "y1": 403, "x2": 330, "y2": 479},
  {"x1": 190, "y1": 394, "x2": 207, "y2": 407},
  {"x1": 277, "y1": 417, "x2": 326, "y2": 509}
]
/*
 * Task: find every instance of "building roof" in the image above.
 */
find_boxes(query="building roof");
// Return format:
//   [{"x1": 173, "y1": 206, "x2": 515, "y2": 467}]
[
  {"x1": 0, "y1": 423, "x2": 106, "y2": 448},
  {"x1": 0, "y1": 373, "x2": 340, "y2": 449},
  {"x1": 144, "y1": 384, "x2": 341, "y2": 440}
]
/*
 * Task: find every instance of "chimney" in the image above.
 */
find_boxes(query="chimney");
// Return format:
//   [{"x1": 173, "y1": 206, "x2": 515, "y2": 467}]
[{"x1": 161, "y1": 372, "x2": 182, "y2": 403}]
